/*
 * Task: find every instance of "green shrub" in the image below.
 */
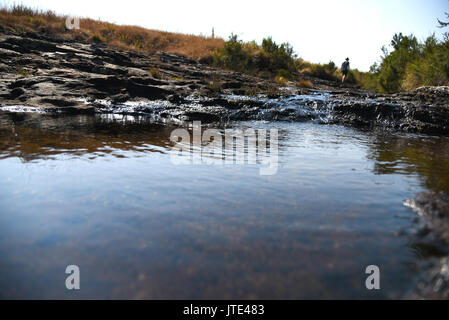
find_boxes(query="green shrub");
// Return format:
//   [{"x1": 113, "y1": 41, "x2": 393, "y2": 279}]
[
  {"x1": 401, "y1": 36, "x2": 449, "y2": 91},
  {"x1": 91, "y1": 33, "x2": 106, "y2": 43},
  {"x1": 377, "y1": 33, "x2": 420, "y2": 93},
  {"x1": 213, "y1": 34, "x2": 297, "y2": 79},
  {"x1": 278, "y1": 69, "x2": 292, "y2": 79},
  {"x1": 350, "y1": 69, "x2": 378, "y2": 91},
  {"x1": 11, "y1": 4, "x2": 36, "y2": 16},
  {"x1": 308, "y1": 62, "x2": 339, "y2": 81},
  {"x1": 213, "y1": 34, "x2": 250, "y2": 73},
  {"x1": 134, "y1": 39, "x2": 144, "y2": 49},
  {"x1": 150, "y1": 67, "x2": 161, "y2": 78},
  {"x1": 260, "y1": 37, "x2": 296, "y2": 74},
  {"x1": 373, "y1": 32, "x2": 449, "y2": 93}
]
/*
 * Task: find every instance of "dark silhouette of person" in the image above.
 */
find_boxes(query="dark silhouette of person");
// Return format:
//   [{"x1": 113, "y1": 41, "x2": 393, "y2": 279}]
[{"x1": 341, "y1": 58, "x2": 350, "y2": 83}]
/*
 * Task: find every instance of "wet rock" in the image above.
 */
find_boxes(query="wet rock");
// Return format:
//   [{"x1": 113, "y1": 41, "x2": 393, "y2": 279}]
[
  {"x1": 125, "y1": 81, "x2": 172, "y2": 99},
  {"x1": 0, "y1": 36, "x2": 57, "y2": 53},
  {"x1": 333, "y1": 101, "x2": 402, "y2": 127},
  {"x1": 182, "y1": 111, "x2": 222, "y2": 122},
  {"x1": 0, "y1": 47, "x2": 19, "y2": 59},
  {"x1": 405, "y1": 191, "x2": 449, "y2": 245},
  {"x1": 404, "y1": 191, "x2": 449, "y2": 299},
  {"x1": 408, "y1": 257, "x2": 449, "y2": 300},
  {"x1": 0, "y1": 32, "x2": 448, "y2": 135},
  {"x1": 5, "y1": 88, "x2": 25, "y2": 99},
  {"x1": 331, "y1": 92, "x2": 449, "y2": 135},
  {"x1": 39, "y1": 98, "x2": 78, "y2": 107},
  {"x1": 110, "y1": 93, "x2": 131, "y2": 103},
  {"x1": 167, "y1": 94, "x2": 185, "y2": 104},
  {"x1": 222, "y1": 81, "x2": 242, "y2": 89}
]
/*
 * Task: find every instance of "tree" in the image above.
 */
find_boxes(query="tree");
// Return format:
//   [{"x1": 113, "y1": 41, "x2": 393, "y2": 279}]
[
  {"x1": 437, "y1": 12, "x2": 449, "y2": 28},
  {"x1": 367, "y1": 9, "x2": 449, "y2": 93},
  {"x1": 260, "y1": 37, "x2": 296, "y2": 73},
  {"x1": 213, "y1": 34, "x2": 250, "y2": 72},
  {"x1": 438, "y1": 11, "x2": 449, "y2": 40},
  {"x1": 377, "y1": 33, "x2": 419, "y2": 92}
]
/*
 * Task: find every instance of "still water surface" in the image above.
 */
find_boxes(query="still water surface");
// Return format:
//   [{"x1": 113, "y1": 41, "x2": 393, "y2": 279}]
[{"x1": 1, "y1": 110, "x2": 449, "y2": 299}]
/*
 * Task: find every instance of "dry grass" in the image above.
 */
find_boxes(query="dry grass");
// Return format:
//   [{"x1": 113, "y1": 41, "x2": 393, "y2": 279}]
[
  {"x1": 298, "y1": 79, "x2": 313, "y2": 88},
  {"x1": 276, "y1": 76, "x2": 287, "y2": 86},
  {"x1": 0, "y1": 5, "x2": 225, "y2": 60},
  {"x1": 150, "y1": 67, "x2": 161, "y2": 79}
]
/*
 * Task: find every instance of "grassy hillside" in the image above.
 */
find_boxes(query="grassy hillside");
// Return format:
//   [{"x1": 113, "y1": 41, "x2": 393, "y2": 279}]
[
  {"x1": 0, "y1": 5, "x2": 224, "y2": 59},
  {"x1": 2, "y1": 5, "x2": 447, "y2": 93},
  {"x1": 0, "y1": 5, "x2": 353, "y2": 88}
]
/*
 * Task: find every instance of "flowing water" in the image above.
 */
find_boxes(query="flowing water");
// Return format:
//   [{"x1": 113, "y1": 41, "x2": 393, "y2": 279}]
[{"x1": 1, "y1": 96, "x2": 449, "y2": 299}]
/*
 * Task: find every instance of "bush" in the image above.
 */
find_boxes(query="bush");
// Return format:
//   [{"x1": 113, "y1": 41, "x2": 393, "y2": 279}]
[
  {"x1": 299, "y1": 60, "x2": 339, "y2": 82},
  {"x1": 371, "y1": 32, "x2": 449, "y2": 93},
  {"x1": 298, "y1": 79, "x2": 313, "y2": 88},
  {"x1": 376, "y1": 33, "x2": 420, "y2": 92},
  {"x1": 278, "y1": 69, "x2": 292, "y2": 79},
  {"x1": 350, "y1": 69, "x2": 378, "y2": 91},
  {"x1": 91, "y1": 33, "x2": 106, "y2": 43},
  {"x1": 213, "y1": 34, "x2": 250, "y2": 73},
  {"x1": 260, "y1": 37, "x2": 296, "y2": 73},
  {"x1": 213, "y1": 34, "x2": 297, "y2": 79},
  {"x1": 401, "y1": 37, "x2": 449, "y2": 91},
  {"x1": 150, "y1": 67, "x2": 161, "y2": 79}
]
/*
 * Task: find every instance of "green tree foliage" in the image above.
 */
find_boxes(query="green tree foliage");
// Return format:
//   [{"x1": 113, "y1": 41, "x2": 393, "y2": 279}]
[
  {"x1": 260, "y1": 37, "x2": 296, "y2": 72},
  {"x1": 213, "y1": 35, "x2": 297, "y2": 78},
  {"x1": 374, "y1": 31, "x2": 449, "y2": 93},
  {"x1": 402, "y1": 35, "x2": 449, "y2": 91},
  {"x1": 438, "y1": 11, "x2": 449, "y2": 41},
  {"x1": 377, "y1": 33, "x2": 420, "y2": 92},
  {"x1": 213, "y1": 9, "x2": 449, "y2": 93},
  {"x1": 213, "y1": 34, "x2": 250, "y2": 73},
  {"x1": 438, "y1": 11, "x2": 449, "y2": 28},
  {"x1": 344, "y1": 11, "x2": 449, "y2": 93}
]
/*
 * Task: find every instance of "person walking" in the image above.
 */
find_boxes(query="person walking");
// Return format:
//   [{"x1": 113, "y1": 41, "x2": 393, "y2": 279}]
[{"x1": 341, "y1": 58, "x2": 350, "y2": 83}]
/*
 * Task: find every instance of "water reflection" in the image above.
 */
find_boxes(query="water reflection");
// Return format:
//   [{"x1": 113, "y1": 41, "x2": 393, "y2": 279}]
[
  {"x1": 1, "y1": 111, "x2": 449, "y2": 299},
  {"x1": 0, "y1": 113, "x2": 176, "y2": 162},
  {"x1": 4, "y1": 112, "x2": 448, "y2": 196},
  {"x1": 368, "y1": 133, "x2": 449, "y2": 194}
]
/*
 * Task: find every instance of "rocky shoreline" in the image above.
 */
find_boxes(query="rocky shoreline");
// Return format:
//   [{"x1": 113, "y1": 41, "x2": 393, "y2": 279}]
[{"x1": 1, "y1": 32, "x2": 448, "y2": 135}]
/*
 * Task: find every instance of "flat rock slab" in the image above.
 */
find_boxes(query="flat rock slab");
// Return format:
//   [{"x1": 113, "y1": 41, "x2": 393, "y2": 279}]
[{"x1": 0, "y1": 32, "x2": 448, "y2": 135}]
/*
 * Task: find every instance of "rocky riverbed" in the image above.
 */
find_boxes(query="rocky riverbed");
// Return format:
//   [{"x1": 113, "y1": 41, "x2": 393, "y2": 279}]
[{"x1": 0, "y1": 32, "x2": 448, "y2": 135}]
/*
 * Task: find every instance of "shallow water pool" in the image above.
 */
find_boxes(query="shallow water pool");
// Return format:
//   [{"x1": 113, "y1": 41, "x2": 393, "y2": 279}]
[{"x1": 1, "y1": 110, "x2": 449, "y2": 299}]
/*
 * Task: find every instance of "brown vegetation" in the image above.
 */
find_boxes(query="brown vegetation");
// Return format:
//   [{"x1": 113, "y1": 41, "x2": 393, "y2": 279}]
[{"x1": 0, "y1": 5, "x2": 224, "y2": 60}]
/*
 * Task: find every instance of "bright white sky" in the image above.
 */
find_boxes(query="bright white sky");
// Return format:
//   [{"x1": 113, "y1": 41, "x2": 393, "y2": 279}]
[{"x1": 2, "y1": 0, "x2": 448, "y2": 71}]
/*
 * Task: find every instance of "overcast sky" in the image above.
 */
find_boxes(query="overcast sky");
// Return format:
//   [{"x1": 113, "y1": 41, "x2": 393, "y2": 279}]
[{"x1": 2, "y1": 0, "x2": 448, "y2": 71}]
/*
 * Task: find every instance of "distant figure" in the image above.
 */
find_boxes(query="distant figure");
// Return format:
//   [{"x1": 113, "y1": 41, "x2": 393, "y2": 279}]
[{"x1": 341, "y1": 58, "x2": 350, "y2": 83}]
